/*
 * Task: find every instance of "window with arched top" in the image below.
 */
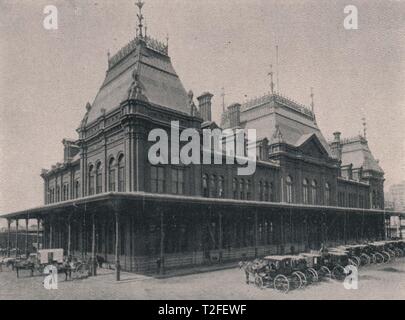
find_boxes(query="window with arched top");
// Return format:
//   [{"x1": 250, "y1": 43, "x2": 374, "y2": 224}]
[
  {"x1": 264, "y1": 182, "x2": 270, "y2": 202},
  {"x1": 75, "y1": 180, "x2": 80, "y2": 199},
  {"x1": 118, "y1": 155, "x2": 125, "y2": 192},
  {"x1": 286, "y1": 176, "x2": 293, "y2": 203},
  {"x1": 303, "y1": 178, "x2": 309, "y2": 204},
  {"x1": 246, "y1": 180, "x2": 252, "y2": 200},
  {"x1": 233, "y1": 178, "x2": 238, "y2": 199},
  {"x1": 239, "y1": 179, "x2": 245, "y2": 200},
  {"x1": 56, "y1": 185, "x2": 60, "y2": 202},
  {"x1": 259, "y1": 181, "x2": 264, "y2": 201},
  {"x1": 202, "y1": 174, "x2": 209, "y2": 197},
  {"x1": 269, "y1": 182, "x2": 273, "y2": 202},
  {"x1": 311, "y1": 180, "x2": 317, "y2": 204},
  {"x1": 108, "y1": 158, "x2": 116, "y2": 192},
  {"x1": 96, "y1": 162, "x2": 103, "y2": 194},
  {"x1": 218, "y1": 176, "x2": 225, "y2": 198},
  {"x1": 324, "y1": 182, "x2": 330, "y2": 206},
  {"x1": 88, "y1": 165, "x2": 95, "y2": 196},
  {"x1": 209, "y1": 175, "x2": 216, "y2": 198}
]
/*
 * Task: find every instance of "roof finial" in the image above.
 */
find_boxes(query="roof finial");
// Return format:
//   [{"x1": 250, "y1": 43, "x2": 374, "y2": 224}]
[
  {"x1": 135, "y1": 0, "x2": 145, "y2": 38},
  {"x1": 310, "y1": 87, "x2": 315, "y2": 113},
  {"x1": 221, "y1": 87, "x2": 226, "y2": 112},
  {"x1": 144, "y1": 21, "x2": 148, "y2": 38},
  {"x1": 268, "y1": 64, "x2": 275, "y2": 94},
  {"x1": 276, "y1": 45, "x2": 280, "y2": 93},
  {"x1": 362, "y1": 117, "x2": 367, "y2": 139}
]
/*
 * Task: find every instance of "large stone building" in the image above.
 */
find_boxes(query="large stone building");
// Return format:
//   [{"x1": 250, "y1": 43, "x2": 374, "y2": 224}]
[{"x1": 2, "y1": 3, "x2": 388, "y2": 275}]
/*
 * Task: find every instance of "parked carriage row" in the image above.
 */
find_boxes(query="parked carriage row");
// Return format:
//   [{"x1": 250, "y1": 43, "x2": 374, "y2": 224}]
[{"x1": 239, "y1": 240, "x2": 405, "y2": 293}]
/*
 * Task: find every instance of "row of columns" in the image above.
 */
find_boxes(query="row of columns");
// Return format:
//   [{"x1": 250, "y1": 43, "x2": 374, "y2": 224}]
[{"x1": 6, "y1": 217, "x2": 41, "y2": 258}]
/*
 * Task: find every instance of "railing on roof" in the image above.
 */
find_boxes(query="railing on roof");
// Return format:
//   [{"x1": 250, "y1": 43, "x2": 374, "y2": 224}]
[
  {"x1": 241, "y1": 92, "x2": 315, "y2": 119},
  {"x1": 108, "y1": 35, "x2": 168, "y2": 69},
  {"x1": 341, "y1": 135, "x2": 367, "y2": 145}
]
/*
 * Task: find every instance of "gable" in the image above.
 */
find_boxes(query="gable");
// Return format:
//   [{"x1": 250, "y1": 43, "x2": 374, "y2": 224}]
[{"x1": 297, "y1": 134, "x2": 329, "y2": 159}]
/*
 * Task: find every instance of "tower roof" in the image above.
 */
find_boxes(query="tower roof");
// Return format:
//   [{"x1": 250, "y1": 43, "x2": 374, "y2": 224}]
[{"x1": 85, "y1": 36, "x2": 190, "y2": 125}]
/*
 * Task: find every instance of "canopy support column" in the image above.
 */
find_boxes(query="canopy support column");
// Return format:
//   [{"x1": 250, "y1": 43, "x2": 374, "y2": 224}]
[
  {"x1": 218, "y1": 211, "x2": 223, "y2": 262},
  {"x1": 159, "y1": 210, "x2": 165, "y2": 275},
  {"x1": 67, "y1": 215, "x2": 72, "y2": 257},
  {"x1": 36, "y1": 218, "x2": 40, "y2": 252},
  {"x1": 49, "y1": 218, "x2": 53, "y2": 249},
  {"x1": 15, "y1": 219, "x2": 19, "y2": 257},
  {"x1": 343, "y1": 211, "x2": 347, "y2": 245},
  {"x1": 115, "y1": 211, "x2": 120, "y2": 281},
  {"x1": 254, "y1": 210, "x2": 258, "y2": 258},
  {"x1": 25, "y1": 217, "x2": 29, "y2": 256},
  {"x1": 91, "y1": 213, "x2": 96, "y2": 276},
  {"x1": 6, "y1": 219, "x2": 11, "y2": 257}
]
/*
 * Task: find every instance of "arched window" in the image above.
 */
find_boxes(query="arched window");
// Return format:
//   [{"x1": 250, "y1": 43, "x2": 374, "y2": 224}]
[
  {"x1": 96, "y1": 162, "x2": 103, "y2": 194},
  {"x1": 264, "y1": 182, "x2": 270, "y2": 202},
  {"x1": 233, "y1": 178, "x2": 238, "y2": 199},
  {"x1": 118, "y1": 155, "x2": 125, "y2": 192},
  {"x1": 75, "y1": 180, "x2": 80, "y2": 199},
  {"x1": 239, "y1": 179, "x2": 245, "y2": 200},
  {"x1": 202, "y1": 174, "x2": 209, "y2": 197},
  {"x1": 259, "y1": 181, "x2": 264, "y2": 201},
  {"x1": 311, "y1": 180, "x2": 317, "y2": 204},
  {"x1": 218, "y1": 176, "x2": 225, "y2": 198},
  {"x1": 62, "y1": 184, "x2": 68, "y2": 201},
  {"x1": 88, "y1": 165, "x2": 95, "y2": 196},
  {"x1": 56, "y1": 185, "x2": 60, "y2": 202},
  {"x1": 210, "y1": 175, "x2": 216, "y2": 198},
  {"x1": 325, "y1": 182, "x2": 330, "y2": 206},
  {"x1": 108, "y1": 158, "x2": 116, "y2": 192},
  {"x1": 286, "y1": 176, "x2": 293, "y2": 203},
  {"x1": 303, "y1": 178, "x2": 309, "y2": 204},
  {"x1": 269, "y1": 182, "x2": 273, "y2": 202},
  {"x1": 246, "y1": 180, "x2": 252, "y2": 200}
]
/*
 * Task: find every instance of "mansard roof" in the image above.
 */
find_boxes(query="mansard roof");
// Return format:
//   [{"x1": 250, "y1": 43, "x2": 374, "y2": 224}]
[
  {"x1": 224, "y1": 92, "x2": 333, "y2": 157},
  {"x1": 340, "y1": 136, "x2": 384, "y2": 174},
  {"x1": 85, "y1": 36, "x2": 190, "y2": 125}
]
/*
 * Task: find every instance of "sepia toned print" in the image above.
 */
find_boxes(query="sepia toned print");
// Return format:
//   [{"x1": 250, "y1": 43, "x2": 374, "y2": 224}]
[{"x1": 0, "y1": 0, "x2": 404, "y2": 301}]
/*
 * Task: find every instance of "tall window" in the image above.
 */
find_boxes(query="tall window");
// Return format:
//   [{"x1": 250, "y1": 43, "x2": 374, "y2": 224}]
[
  {"x1": 286, "y1": 176, "x2": 293, "y2": 203},
  {"x1": 259, "y1": 181, "x2": 264, "y2": 201},
  {"x1": 239, "y1": 179, "x2": 245, "y2": 200},
  {"x1": 325, "y1": 182, "x2": 331, "y2": 206},
  {"x1": 246, "y1": 180, "x2": 252, "y2": 200},
  {"x1": 75, "y1": 180, "x2": 80, "y2": 199},
  {"x1": 209, "y1": 175, "x2": 216, "y2": 198},
  {"x1": 218, "y1": 176, "x2": 225, "y2": 198},
  {"x1": 96, "y1": 162, "x2": 103, "y2": 194},
  {"x1": 202, "y1": 174, "x2": 209, "y2": 197},
  {"x1": 108, "y1": 158, "x2": 116, "y2": 192},
  {"x1": 264, "y1": 182, "x2": 270, "y2": 201},
  {"x1": 311, "y1": 180, "x2": 317, "y2": 204},
  {"x1": 88, "y1": 165, "x2": 95, "y2": 195},
  {"x1": 151, "y1": 166, "x2": 165, "y2": 193},
  {"x1": 303, "y1": 178, "x2": 309, "y2": 204},
  {"x1": 62, "y1": 184, "x2": 68, "y2": 201},
  {"x1": 233, "y1": 178, "x2": 238, "y2": 199},
  {"x1": 56, "y1": 186, "x2": 60, "y2": 202},
  {"x1": 171, "y1": 168, "x2": 184, "y2": 195},
  {"x1": 118, "y1": 155, "x2": 125, "y2": 192},
  {"x1": 269, "y1": 182, "x2": 273, "y2": 202}
]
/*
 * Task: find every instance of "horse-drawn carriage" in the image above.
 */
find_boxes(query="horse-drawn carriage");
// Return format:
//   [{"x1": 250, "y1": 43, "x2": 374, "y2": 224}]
[
  {"x1": 319, "y1": 250, "x2": 353, "y2": 281},
  {"x1": 299, "y1": 252, "x2": 332, "y2": 281},
  {"x1": 246, "y1": 256, "x2": 307, "y2": 293}
]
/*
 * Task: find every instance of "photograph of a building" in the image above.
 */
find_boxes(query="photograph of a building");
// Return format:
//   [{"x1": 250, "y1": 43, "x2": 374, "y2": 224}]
[{"x1": 1, "y1": 2, "x2": 390, "y2": 278}]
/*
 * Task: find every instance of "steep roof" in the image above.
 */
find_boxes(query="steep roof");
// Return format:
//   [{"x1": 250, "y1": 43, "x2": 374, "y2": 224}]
[
  {"x1": 224, "y1": 93, "x2": 333, "y2": 157},
  {"x1": 86, "y1": 36, "x2": 190, "y2": 124},
  {"x1": 340, "y1": 136, "x2": 384, "y2": 174}
]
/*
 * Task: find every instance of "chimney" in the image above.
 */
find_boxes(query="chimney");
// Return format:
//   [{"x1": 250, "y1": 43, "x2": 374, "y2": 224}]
[
  {"x1": 228, "y1": 103, "x2": 241, "y2": 128},
  {"x1": 330, "y1": 131, "x2": 342, "y2": 160},
  {"x1": 197, "y1": 92, "x2": 213, "y2": 122}
]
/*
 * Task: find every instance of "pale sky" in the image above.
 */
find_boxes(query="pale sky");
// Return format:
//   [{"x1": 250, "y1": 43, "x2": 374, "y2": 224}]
[{"x1": 1, "y1": 0, "x2": 405, "y2": 224}]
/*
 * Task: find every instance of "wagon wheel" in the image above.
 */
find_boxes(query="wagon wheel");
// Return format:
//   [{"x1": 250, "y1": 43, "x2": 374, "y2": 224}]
[
  {"x1": 370, "y1": 253, "x2": 377, "y2": 264},
  {"x1": 274, "y1": 275, "x2": 290, "y2": 293},
  {"x1": 348, "y1": 258, "x2": 358, "y2": 268},
  {"x1": 360, "y1": 254, "x2": 371, "y2": 266},
  {"x1": 381, "y1": 251, "x2": 391, "y2": 263},
  {"x1": 290, "y1": 272, "x2": 303, "y2": 289},
  {"x1": 254, "y1": 275, "x2": 264, "y2": 289},
  {"x1": 306, "y1": 268, "x2": 319, "y2": 282},
  {"x1": 374, "y1": 253, "x2": 384, "y2": 264},
  {"x1": 395, "y1": 248, "x2": 404, "y2": 258},
  {"x1": 319, "y1": 266, "x2": 331, "y2": 280},
  {"x1": 332, "y1": 265, "x2": 345, "y2": 281},
  {"x1": 387, "y1": 249, "x2": 396, "y2": 260},
  {"x1": 353, "y1": 256, "x2": 361, "y2": 267},
  {"x1": 296, "y1": 271, "x2": 308, "y2": 287}
]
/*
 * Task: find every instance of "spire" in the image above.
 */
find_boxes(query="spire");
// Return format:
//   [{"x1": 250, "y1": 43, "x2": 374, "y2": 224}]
[
  {"x1": 268, "y1": 64, "x2": 275, "y2": 94},
  {"x1": 276, "y1": 45, "x2": 280, "y2": 92},
  {"x1": 135, "y1": 0, "x2": 145, "y2": 37},
  {"x1": 221, "y1": 87, "x2": 226, "y2": 112},
  {"x1": 362, "y1": 117, "x2": 367, "y2": 139}
]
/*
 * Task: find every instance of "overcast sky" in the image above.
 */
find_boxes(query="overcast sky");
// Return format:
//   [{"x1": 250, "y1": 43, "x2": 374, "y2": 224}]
[{"x1": 1, "y1": 0, "x2": 404, "y2": 224}]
